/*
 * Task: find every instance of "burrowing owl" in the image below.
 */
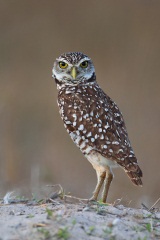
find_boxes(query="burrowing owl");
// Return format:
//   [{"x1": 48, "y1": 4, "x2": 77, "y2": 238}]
[{"x1": 52, "y1": 52, "x2": 142, "y2": 203}]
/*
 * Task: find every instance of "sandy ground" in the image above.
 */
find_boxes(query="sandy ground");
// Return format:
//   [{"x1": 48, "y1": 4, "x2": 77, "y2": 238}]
[{"x1": 0, "y1": 190, "x2": 160, "y2": 240}]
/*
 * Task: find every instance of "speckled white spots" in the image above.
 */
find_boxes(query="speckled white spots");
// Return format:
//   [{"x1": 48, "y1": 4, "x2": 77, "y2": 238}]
[
  {"x1": 105, "y1": 115, "x2": 109, "y2": 120},
  {"x1": 82, "y1": 136, "x2": 85, "y2": 140},
  {"x1": 116, "y1": 130, "x2": 120, "y2": 137},
  {"x1": 103, "y1": 129, "x2": 106, "y2": 133},
  {"x1": 129, "y1": 154, "x2": 134, "y2": 157},
  {"x1": 61, "y1": 101, "x2": 64, "y2": 105},
  {"x1": 69, "y1": 132, "x2": 77, "y2": 141},
  {"x1": 72, "y1": 114, "x2": 77, "y2": 120},
  {"x1": 112, "y1": 141, "x2": 119, "y2": 145},
  {"x1": 98, "y1": 124, "x2": 102, "y2": 127},
  {"x1": 117, "y1": 149, "x2": 123, "y2": 153},
  {"x1": 95, "y1": 134, "x2": 98, "y2": 139},
  {"x1": 83, "y1": 113, "x2": 89, "y2": 119},
  {"x1": 115, "y1": 113, "x2": 120, "y2": 117},
  {"x1": 100, "y1": 134, "x2": 104, "y2": 140},
  {"x1": 75, "y1": 136, "x2": 81, "y2": 145},
  {"x1": 103, "y1": 145, "x2": 107, "y2": 149},
  {"x1": 99, "y1": 128, "x2": 102, "y2": 132},
  {"x1": 65, "y1": 90, "x2": 72, "y2": 94},
  {"x1": 91, "y1": 138, "x2": 95, "y2": 142},
  {"x1": 106, "y1": 141, "x2": 111, "y2": 144},
  {"x1": 59, "y1": 106, "x2": 63, "y2": 112},
  {"x1": 74, "y1": 106, "x2": 78, "y2": 109},
  {"x1": 73, "y1": 122, "x2": 76, "y2": 126},
  {"x1": 104, "y1": 124, "x2": 110, "y2": 129},
  {"x1": 93, "y1": 123, "x2": 97, "y2": 127},
  {"x1": 70, "y1": 87, "x2": 76, "y2": 91},
  {"x1": 80, "y1": 141, "x2": 86, "y2": 149},
  {"x1": 76, "y1": 130, "x2": 80, "y2": 135},
  {"x1": 65, "y1": 121, "x2": 72, "y2": 124},
  {"x1": 90, "y1": 111, "x2": 94, "y2": 116},
  {"x1": 109, "y1": 149, "x2": 113, "y2": 153},
  {"x1": 83, "y1": 129, "x2": 87, "y2": 134},
  {"x1": 85, "y1": 146, "x2": 92, "y2": 154},
  {"x1": 78, "y1": 124, "x2": 84, "y2": 131},
  {"x1": 87, "y1": 132, "x2": 92, "y2": 137},
  {"x1": 79, "y1": 117, "x2": 82, "y2": 121},
  {"x1": 77, "y1": 89, "x2": 82, "y2": 93}
]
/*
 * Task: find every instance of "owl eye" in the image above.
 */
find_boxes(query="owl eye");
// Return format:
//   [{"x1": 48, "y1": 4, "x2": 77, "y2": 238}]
[
  {"x1": 80, "y1": 61, "x2": 88, "y2": 68},
  {"x1": 59, "y1": 61, "x2": 68, "y2": 69}
]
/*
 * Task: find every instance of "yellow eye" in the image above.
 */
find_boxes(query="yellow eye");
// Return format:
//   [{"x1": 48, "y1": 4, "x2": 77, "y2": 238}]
[
  {"x1": 80, "y1": 61, "x2": 88, "y2": 68},
  {"x1": 59, "y1": 61, "x2": 68, "y2": 69}
]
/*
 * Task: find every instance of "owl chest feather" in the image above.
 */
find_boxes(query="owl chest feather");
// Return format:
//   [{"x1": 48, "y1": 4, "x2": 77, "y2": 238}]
[
  {"x1": 58, "y1": 84, "x2": 107, "y2": 133},
  {"x1": 58, "y1": 84, "x2": 103, "y2": 152},
  {"x1": 57, "y1": 83, "x2": 135, "y2": 166},
  {"x1": 58, "y1": 86, "x2": 111, "y2": 168}
]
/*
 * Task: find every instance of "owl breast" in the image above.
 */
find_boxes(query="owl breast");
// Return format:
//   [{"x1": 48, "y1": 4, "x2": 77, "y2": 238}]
[{"x1": 57, "y1": 82, "x2": 134, "y2": 166}]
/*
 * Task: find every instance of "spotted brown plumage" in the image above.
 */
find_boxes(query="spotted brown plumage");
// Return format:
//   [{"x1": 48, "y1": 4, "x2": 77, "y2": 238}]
[{"x1": 52, "y1": 52, "x2": 143, "y2": 203}]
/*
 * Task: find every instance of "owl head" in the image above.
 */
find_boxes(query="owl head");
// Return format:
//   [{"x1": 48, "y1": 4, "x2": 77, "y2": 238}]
[{"x1": 52, "y1": 52, "x2": 96, "y2": 86}]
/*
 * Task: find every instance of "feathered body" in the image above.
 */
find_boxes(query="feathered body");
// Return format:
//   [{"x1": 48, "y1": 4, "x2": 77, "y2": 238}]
[{"x1": 52, "y1": 52, "x2": 142, "y2": 202}]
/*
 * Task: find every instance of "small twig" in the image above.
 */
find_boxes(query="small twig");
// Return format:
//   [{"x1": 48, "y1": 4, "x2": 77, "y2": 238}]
[
  {"x1": 47, "y1": 198, "x2": 61, "y2": 205},
  {"x1": 149, "y1": 197, "x2": 160, "y2": 212},
  {"x1": 141, "y1": 203, "x2": 149, "y2": 211},
  {"x1": 33, "y1": 223, "x2": 48, "y2": 228},
  {"x1": 112, "y1": 198, "x2": 122, "y2": 207},
  {"x1": 47, "y1": 184, "x2": 89, "y2": 204},
  {"x1": 64, "y1": 194, "x2": 89, "y2": 203}
]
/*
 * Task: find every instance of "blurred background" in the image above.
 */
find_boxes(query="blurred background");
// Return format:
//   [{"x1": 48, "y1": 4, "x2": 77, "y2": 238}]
[{"x1": 0, "y1": 0, "x2": 160, "y2": 207}]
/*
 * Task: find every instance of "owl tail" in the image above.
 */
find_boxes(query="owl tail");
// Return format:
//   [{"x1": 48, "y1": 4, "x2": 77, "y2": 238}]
[
  {"x1": 125, "y1": 166, "x2": 143, "y2": 186},
  {"x1": 118, "y1": 158, "x2": 143, "y2": 186}
]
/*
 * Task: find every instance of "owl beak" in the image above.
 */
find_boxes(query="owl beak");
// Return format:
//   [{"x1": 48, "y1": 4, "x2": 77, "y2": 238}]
[{"x1": 71, "y1": 66, "x2": 77, "y2": 80}]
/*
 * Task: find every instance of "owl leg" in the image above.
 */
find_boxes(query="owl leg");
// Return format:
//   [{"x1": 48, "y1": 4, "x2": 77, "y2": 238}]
[
  {"x1": 102, "y1": 167, "x2": 113, "y2": 203},
  {"x1": 89, "y1": 170, "x2": 106, "y2": 201}
]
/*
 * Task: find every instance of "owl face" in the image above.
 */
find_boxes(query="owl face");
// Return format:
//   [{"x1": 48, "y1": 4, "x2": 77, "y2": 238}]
[{"x1": 52, "y1": 52, "x2": 95, "y2": 85}]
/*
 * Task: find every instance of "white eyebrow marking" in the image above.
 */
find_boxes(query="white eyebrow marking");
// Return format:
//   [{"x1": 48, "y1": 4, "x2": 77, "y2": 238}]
[{"x1": 77, "y1": 57, "x2": 91, "y2": 65}]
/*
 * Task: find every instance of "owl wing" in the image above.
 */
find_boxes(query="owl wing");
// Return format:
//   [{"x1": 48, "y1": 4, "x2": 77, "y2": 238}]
[{"x1": 60, "y1": 84, "x2": 142, "y2": 185}]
